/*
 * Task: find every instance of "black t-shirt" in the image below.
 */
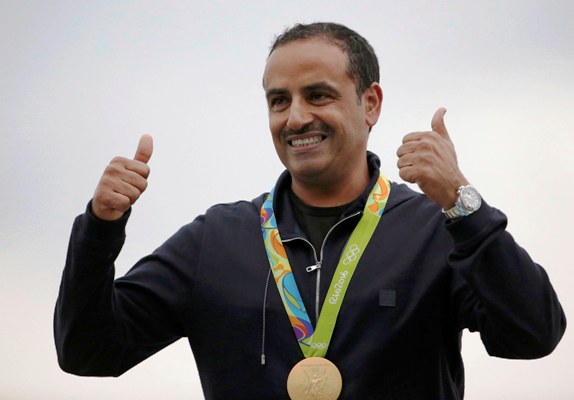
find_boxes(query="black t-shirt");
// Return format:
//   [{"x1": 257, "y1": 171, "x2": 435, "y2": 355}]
[{"x1": 288, "y1": 189, "x2": 352, "y2": 255}]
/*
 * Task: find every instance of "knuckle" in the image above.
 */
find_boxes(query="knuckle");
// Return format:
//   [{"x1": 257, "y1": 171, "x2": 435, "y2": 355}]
[
  {"x1": 110, "y1": 156, "x2": 126, "y2": 165},
  {"x1": 104, "y1": 163, "x2": 122, "y2": 176},
  {"x1": 398, "y1": 169, "x2": 412, "y2": 182},
  {"x1": 417, "y1": 139, "x2": 433, "y2": 151},
  {"x1": 396, "y1": 145, "x2": 405, "y2": 157},
  {"x1": 141, "y1": 165, "x2": 151, "y2": 178},
  {"x1": 98, "y1": 176, "x2": 117, "y2": 192}
]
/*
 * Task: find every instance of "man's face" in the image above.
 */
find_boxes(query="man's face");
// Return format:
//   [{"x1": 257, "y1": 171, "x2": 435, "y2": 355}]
[{"x1": 263, "y1": 39, "x2": 378, "y2": 187}]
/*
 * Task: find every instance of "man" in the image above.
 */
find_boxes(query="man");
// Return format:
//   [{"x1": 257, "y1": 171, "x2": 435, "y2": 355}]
[{"x1": 55, "y1": 22, "x2": 565, "y2": 399}]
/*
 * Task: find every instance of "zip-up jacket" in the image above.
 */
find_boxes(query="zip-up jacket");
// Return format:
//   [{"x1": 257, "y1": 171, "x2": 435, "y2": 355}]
[{"x1": 54, "y1": 152, "x2": 566, "y2": 399}]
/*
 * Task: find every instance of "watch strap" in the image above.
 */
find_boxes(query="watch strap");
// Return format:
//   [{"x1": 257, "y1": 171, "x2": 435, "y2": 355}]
[{"x1": 442, "y1": 185, "x2": 481, "y2": 220}]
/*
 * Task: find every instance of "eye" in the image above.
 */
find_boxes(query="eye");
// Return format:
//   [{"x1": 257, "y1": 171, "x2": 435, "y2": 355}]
[
  {"x1": 309, "y1": 92, "x2": 330, "y2": 104},
  {"x1": 269, "y1": 96, "x2": 289, "y2": 111}
]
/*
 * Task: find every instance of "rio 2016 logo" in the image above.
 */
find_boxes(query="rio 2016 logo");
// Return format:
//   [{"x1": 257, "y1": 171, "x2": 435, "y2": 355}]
[
  {"x1": 329, "y1": 245, "x2": 361, "y2": 304},
  {"x1": 328, "y1": 270, "x2": 349, "y2": 305}
]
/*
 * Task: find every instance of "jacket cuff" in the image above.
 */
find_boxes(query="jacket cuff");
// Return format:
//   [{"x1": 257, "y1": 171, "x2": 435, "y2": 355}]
[
  {"x1": 445, "y1": 201, "x2": 508, "y2": 249},
  {"x1": 78, "y1": 200, "x2": 131, "y2": 243}
]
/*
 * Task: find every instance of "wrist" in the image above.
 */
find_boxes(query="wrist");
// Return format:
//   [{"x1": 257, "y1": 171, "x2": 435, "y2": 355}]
[{"x1": 442, "y1": 184, "x2": 482, "y2": 220}]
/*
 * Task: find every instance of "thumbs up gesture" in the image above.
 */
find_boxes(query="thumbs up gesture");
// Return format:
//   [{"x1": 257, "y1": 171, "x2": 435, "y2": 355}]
[
  {"x1": 396, "y1": 108, "x2": 468, "y2": 209},
  {"x1": 91, "y1": 134, "x2": 153, "y2": 221}
]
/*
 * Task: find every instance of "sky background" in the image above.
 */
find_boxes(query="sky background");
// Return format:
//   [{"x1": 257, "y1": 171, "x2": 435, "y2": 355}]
[{"x1": 1, "y1": 1, "x2": 573, "y2": 398}]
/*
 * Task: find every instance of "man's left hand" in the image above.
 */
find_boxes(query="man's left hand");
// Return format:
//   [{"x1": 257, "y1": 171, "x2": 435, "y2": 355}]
[{"x1": 396, "y1": 107, "x2": 468, "y2": 209}]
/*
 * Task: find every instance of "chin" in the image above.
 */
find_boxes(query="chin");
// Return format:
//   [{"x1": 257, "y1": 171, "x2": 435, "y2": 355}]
[{"x1": 288, "y1": 163, "x2": 328, "y2": 182}]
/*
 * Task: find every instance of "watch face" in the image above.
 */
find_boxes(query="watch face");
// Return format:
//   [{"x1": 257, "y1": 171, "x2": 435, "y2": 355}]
[{"x1": 460, "y1": 186, "x2": 481, "y2": 211}]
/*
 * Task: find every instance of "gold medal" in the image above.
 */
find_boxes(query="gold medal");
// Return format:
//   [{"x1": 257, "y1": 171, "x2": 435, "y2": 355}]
[{"x1": 287, "y1": 357, "x2": 343, "y2": 400}]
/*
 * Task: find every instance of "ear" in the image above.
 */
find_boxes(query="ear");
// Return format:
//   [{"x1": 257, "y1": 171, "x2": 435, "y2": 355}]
[{"x1": 363, "y1": 82, "x2": 383, "y2": 128}]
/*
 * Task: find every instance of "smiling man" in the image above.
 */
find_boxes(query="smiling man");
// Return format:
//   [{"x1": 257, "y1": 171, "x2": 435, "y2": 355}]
[
  {"x1": 264, "y1": 37, "x2": 379, "y2": 207},
  {"x1": 55, "y1": 22, "x2": 565, "y2": 399}
]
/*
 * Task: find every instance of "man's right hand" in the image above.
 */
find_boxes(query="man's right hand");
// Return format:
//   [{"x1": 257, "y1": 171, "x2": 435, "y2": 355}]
[{"x1": 91, "y1": 134, "x2": 153, "y2": 221}]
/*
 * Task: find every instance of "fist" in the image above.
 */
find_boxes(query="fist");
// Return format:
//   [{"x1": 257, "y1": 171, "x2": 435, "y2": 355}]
[
  {"x1": 91, "y1": 134, "x2": 153, "y2": 221},
  {"x1": 396, "y1": 108, "x2": 468, "y2": 209}
]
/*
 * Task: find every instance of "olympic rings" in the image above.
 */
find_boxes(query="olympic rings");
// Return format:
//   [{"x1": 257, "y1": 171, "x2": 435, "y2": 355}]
[{"x1": 342, "y1": 244, "x2": 361, "y2": 265}]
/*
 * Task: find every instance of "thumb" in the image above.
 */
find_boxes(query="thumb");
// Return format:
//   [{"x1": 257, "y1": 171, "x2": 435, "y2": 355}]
[
  {"x1": 431, "y1": 107, "x2": 449, "y2": 138},
  {"x1": 134, "y1": 134, "x2": 153, "y2": 163}
]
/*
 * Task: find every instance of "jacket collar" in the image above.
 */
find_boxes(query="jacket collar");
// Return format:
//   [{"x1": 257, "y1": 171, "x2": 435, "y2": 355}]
[{"x1": 271, "y1": 151, "x2": 412, "y2": 239}]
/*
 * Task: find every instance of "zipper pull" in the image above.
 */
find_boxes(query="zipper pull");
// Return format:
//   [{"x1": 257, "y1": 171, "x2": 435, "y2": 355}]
[{"x1": 306, "y1": 261, "x2": 322, "y2": 273}]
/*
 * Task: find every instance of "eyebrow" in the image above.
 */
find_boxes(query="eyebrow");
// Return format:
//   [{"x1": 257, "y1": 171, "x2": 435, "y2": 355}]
[
  {"x1": 265, "y1": 88, "x2": 288, "y2": 100},
  {"x1": 303, "y1": 82, "x2": 339, "y2": 95},
  {"x1": 265, "y1": 82, "x2": 340, "y2": 99}
]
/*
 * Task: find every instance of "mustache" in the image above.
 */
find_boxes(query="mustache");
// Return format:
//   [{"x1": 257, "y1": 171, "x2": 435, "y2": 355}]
[{"x1": 281, "y1": 121, "x2": 333, "y2": 139}]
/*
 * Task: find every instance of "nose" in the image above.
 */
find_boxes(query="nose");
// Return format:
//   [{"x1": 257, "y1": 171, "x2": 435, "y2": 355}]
[{"x1": 286, "y1": 99, "x2": 313, "y2": 131}]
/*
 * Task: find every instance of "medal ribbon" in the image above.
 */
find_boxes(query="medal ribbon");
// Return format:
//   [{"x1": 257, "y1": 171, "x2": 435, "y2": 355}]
[{"x1": 260, "y1": 173, "x2": 391, "y2": 358}]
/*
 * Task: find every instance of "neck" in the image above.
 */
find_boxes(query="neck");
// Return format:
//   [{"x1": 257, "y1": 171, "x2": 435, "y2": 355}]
[{"x1": 291, "y1": 166, "x2": 370, "y2": 207}]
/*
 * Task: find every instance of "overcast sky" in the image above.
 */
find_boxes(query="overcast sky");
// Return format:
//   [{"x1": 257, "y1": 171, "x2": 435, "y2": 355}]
[{"x1": 1, "y1": 1, "x2": 573, "y2": 398}]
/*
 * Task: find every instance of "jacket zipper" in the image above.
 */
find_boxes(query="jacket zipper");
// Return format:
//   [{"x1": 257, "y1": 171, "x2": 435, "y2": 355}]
[{"x1": 283, "y1": 210, "x2": 362, "y2": 324}]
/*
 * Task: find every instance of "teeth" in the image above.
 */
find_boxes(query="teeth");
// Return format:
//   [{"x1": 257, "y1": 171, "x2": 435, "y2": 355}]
[{"x1": 291, "y1": 136, "x2": 323, "y2": 148}]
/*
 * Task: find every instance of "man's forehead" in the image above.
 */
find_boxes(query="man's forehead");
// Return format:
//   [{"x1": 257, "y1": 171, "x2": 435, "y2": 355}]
[
  {"x1": 262, "y1": 38, "x2": 348, "y2": 89},
  {"x1": 265, "y1": 38, "x2": 346, "y2": 66}
]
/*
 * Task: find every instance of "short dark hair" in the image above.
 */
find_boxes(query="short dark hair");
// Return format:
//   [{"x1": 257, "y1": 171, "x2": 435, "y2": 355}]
[{"x1": 269, "y1": 22, "x2": 380, "y2": 99}]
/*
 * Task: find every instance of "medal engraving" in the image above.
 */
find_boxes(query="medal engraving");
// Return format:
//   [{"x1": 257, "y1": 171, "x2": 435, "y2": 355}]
[{"x1": 287, "y1": 357, "x2": 342, "y2": 400}]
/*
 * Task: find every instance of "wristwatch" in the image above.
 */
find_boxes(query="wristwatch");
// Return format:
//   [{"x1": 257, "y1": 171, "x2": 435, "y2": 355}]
[{"x1": 443, "y1": 185, "x2": 482, "y2": 220}]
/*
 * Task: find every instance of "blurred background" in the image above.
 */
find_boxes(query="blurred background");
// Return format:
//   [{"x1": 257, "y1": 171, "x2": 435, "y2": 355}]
[{"x1": 1, "y1": 1, "x2": 573, "y2": 398}]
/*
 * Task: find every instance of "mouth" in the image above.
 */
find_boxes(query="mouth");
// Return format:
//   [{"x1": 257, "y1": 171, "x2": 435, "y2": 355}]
[{"x1": 288, "y1": 135, "x2": 325, "y2": 148}]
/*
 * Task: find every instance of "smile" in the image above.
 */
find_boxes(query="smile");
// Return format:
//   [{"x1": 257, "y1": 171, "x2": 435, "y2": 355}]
[{"x1": 289, "y1": 135, "x2": 324, "y2": 148}]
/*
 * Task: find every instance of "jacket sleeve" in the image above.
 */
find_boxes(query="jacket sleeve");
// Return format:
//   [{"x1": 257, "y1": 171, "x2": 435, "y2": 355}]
[
  {"x1": 54, "y1": 203, "x2": 201, "y2": 376},
  {"x1": 448, "y1": 202, "x2": 566, "y2": 359}
]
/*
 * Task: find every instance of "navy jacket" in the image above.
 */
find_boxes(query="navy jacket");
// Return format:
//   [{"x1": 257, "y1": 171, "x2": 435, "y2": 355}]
[{"x1": 55, "y1": 153, "x2": 565, "y2": 399}]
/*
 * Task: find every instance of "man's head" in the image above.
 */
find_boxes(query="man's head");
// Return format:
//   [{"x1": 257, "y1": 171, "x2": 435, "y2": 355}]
[
  {"x1": 262, "y1": 23, "x2": 383, "y2": 201},
  {"x1": 269, "y1": 22, "x2": 380, "y2": 100}
]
